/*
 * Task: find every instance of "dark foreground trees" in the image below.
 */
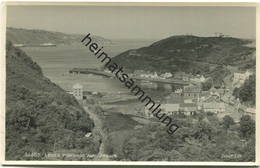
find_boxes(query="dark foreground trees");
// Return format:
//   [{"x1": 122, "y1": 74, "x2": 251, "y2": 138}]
[
  {"x1": 6, "y1": 42, "x2": 98, "y2": 160},
  {"x1": 120, "y1": 113, "x2": 255, "y2": 161},
  {"x1": 233, "y1": 75, "x2": 255, "y2": 106}
]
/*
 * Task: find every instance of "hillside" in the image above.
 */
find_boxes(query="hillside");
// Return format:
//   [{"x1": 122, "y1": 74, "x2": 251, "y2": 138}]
[
  {"x1": 6, "y1": 41, "x2": 98, "y2": 160},
  {"x1": 6, "y1": 27, "x2": 111, "y2": 45},
  {"x1": 112, "y1": 35, "x2": 255, "y2": 86}
]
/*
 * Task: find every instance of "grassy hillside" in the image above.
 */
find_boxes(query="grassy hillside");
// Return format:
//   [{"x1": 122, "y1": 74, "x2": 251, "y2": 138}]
[
  {"x1": 6, "y1": 41, "x2": 99, "y2": 160},
  {"x1": 6, "y1": 27, "x2": 111, "y2": 45},
  {"x1": 112, "y1": 35, "x2": 255, "y2": 86}
]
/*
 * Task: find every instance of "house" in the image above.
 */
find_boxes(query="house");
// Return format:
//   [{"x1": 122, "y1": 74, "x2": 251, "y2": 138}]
[
  {"x1": 200, "y1": 91, "x2": 210, "y2": 101},
  {"x1": 165, "y1": 93, "x2": 184, "y2": 104},
  {"x1": 210, "y1": 88, "x2": 225, "y2": 97},
  {"x1": 179, "y1": 103, "x2": 197, "y2": 115},
  {"x1": 160, "y1": 72, "x2": 173, "y2": 79},
  {"x1": 161, "y1": 104, "x2": 180, "y2": 115},
  {"x1": 183, "y1": 85, "x2": 201, "y2": 100},
  {"x1": 233, "y1": 70, "x2": 252, "y2": 87},
  {"x1": 173, "y1": 88, "x2": 182, "y2": 96},
  {"x1": 245, "y1": 108, "x2": 255, "y2": 119},
  {"x1": 203, "y1": 95, "x2": 220, "y2": 103},
  {"x1": 200, "y1": 75, "x2": 206, "y2": 82},
  {"x1": 203, "y1": 102, "x2": 225, "y2": 113},
  {"x1": 140, "y1": 72, "x2": 159, "y2": 79},
  {"x1": 184, "y1": 99, "x2": 193, "y2": 103},
  {"x1": 160, "y1": 92, "x2": 184, "y2": 115},
  {"x1": 85, "y1": 132, "x2": 92, "y2": 138},
  {"x1": 73, "y1": 83, "x2": 83, "y2": 100}
]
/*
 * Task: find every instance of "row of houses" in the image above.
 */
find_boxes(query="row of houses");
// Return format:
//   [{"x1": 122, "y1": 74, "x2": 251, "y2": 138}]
[
  {"x1": 144, "y1": 84, "x2": 226, "y2": 118},
  {"x1": 144, "y1": 97, "x2": 226, "y2": 118},
  {"x1": 133, "y1": 70, "x2": 206, "y2": 82},
  {"x1": 160, "y1": 97, "x2": 225, "y2": 116},
  {"x1": 173, "y1": 85, "x2": 226, "y2": 101},
  {"x1": 13, "y1": 43, "x2": 56, "y2": 47},
  {"x1": 134, "y1": 69, "x2": 253, "y2": 88}
]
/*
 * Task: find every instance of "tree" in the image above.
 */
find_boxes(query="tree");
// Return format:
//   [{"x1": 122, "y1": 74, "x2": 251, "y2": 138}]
[
  {"x1": 222, "y1": 115, "x2": 235, "y2": 130},
  {"x1": 233, "y1": 75, "x2": 255, "y2": 106},
  {"x1": 239, "y1": 115, "x2": 255, "y2": 138},
  {"x1": 202, "y1": 79, "x2": 212, "y2": 91},
  {"x1": 241, "y1": 134, "x2": 255, "y2": 161}
]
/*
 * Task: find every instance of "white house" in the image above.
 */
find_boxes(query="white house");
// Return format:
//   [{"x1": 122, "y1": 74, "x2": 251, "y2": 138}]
[
  {"x1": 160, "y1": 72, "x2": 173, "y2": 79},
  {"x1": 161, "y1": 104, "x2": 180, "y2": 115},
  {"x1": 203, "y1": 102, "x2": 225, "y2": 113},
  {"x1": 73, "y1": 83, "x2": 83, "y2": 100},
  {"x1": 245, "y1": 108, "x2": 256, "y2": 119},
  {"x1": 233, "y1": 70, "x2": 252, "y2": 87}
]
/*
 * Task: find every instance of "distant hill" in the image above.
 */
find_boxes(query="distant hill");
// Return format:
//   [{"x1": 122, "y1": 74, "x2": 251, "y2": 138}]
[
  {"x1": 6, "y1": 27, "x2": 111, "y2": 45},
  {"x1": 112, "y1": 35, "x2": 255, "y2": 87},
  {"x1": 6, "y1": 41, "x2": 97, "y2": 160}
]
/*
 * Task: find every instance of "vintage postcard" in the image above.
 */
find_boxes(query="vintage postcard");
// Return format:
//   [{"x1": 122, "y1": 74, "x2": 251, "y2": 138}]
[{"x1": 1, "y1": 2, "x2": 259, "y2": 165}]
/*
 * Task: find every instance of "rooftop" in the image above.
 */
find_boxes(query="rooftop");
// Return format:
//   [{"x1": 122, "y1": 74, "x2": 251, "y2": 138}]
[
  {"x1": 203, "y1": 102, "x2": 225, "y2": 109},
  {"x1": 180, "y1": 103, "x2": 197, "y2": 108},
  {"x1": 184, "y1": 85, "x2": 201, "y2": 93},
  {"x1": 73, "y1": 83, "x2": 83, "y2": 89}
]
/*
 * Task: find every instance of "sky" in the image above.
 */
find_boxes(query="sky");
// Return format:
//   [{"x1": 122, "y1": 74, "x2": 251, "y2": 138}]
[{"x1": 7, "y1": 5, "x2": 256, "y2": 40}]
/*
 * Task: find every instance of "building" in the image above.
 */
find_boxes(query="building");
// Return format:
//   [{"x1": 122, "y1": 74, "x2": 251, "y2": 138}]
[
  {"x1": 245, "y1": 108, "x2": 256, "y2": 119},
  {"x1": 165, "y1": 93, "x2": 184, "y2": 104},
  {"x1": 183, "y1": 85, "x2": 201, "y2": 100},
  {"x1": 161, "y1": 104, "x2": 180, "y2": 115},
  {"x1": 140, "y1": 72, "x2": 159, "y2": 79},
  {"x1": 202, "y1": 102, "x2": 225, "y2": 113},
  {"x1": 171, "y1": 88, "x2": 182, "y2": 96},
  {"x1": 160, "y1": 72, "x2": 173, "y2": 79},
  {"x1": 184, "y1": 99, "x2": 193, "y2": 103},
  {"x1": 200, "y1": 91, "x2": 210, "y2": 101},
  {"x1": 179, "y1": 103, "x2": 197, "y2": 115},
  {"x1": 210, "y1": 88, "x2": 225, "y2": 98},
  {"x1": 73, "y1": 83, "x2": 83, "y2": 100},
  {"x1": 160, "y1": 92, "x2": 183, "y2": 116},
  {"x1": 233, "y1": 70, "x2": 252, "y2": 87}
]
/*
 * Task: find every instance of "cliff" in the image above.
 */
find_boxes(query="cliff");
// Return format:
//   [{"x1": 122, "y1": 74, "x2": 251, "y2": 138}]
[
  {"x1": 6, "y1": 27, "x2": 111, "y2": 45},
  {"x1": 112, "y1": 35, "x2": 255, "y2": 87},
  {"x1": 6, "y1": 41, "x2": 96, "y2": 160}
]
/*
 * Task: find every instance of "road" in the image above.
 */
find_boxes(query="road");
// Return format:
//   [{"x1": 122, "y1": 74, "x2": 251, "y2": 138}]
[{"x1": 84, "y1": 106, "x2": 110, "y2": 161}]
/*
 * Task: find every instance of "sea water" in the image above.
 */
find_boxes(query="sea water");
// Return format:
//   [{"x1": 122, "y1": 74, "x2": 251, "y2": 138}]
[{"x1": 23, "y1": 40, "x2": 154, "y2": 93}]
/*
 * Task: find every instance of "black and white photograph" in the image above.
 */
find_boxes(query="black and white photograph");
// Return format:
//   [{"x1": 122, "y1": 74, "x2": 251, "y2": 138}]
[{"x1": 2, "y1": 2, "x2": 258, "y2": 164}]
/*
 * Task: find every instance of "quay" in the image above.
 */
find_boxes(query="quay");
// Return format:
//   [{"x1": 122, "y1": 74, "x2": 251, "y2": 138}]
[
  {"x1": 69, "y1": 68, "x2": 112, "y2": 78},
  {"x1": 69, "y1": 68, "x2": 191, "y2": 85}
]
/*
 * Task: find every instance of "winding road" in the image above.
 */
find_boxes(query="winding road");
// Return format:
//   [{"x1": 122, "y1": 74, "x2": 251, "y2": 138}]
[{"x1": 84, "y1": 106, "x2": 110, "y2": 161}]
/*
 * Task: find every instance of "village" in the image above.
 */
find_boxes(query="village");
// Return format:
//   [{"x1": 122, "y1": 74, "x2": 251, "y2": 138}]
[
  {"x1": 69, "y1": 68, "x2": 255, "y2": 125},
  {"x1": 137, "y1": 69, "x2": 256, "y2": 123}
]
